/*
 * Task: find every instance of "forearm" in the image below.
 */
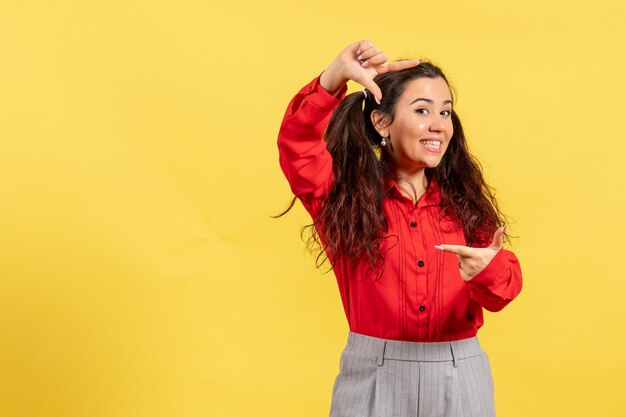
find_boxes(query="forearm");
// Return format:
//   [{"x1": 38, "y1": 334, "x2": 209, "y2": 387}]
[{"x1": 277, "y1": 72, "x2": 348, "y2": 199}]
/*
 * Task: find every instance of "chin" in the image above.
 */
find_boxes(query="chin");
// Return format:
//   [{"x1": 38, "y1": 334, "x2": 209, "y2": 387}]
[{"x1": 423, "y1": 156, "x2": 443, "y2": 167}]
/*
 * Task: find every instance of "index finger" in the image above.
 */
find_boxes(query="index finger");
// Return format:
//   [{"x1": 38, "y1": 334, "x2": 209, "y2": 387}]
[
  {"x1": 434, "y1": 244, "x2": 472, "y2": 257},
  {"x1": 386, "y1": 58, "x2": 422, "y2": 72}
]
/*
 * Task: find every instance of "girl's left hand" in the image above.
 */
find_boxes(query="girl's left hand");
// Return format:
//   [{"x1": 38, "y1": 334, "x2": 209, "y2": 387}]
[{"x1": 434, "y1": 226, "x2": 507, "y2": 282}]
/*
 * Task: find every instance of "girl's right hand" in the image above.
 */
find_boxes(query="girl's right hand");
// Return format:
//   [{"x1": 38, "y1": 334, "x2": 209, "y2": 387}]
[{"x1": 320, "y1": 40, "x2": 422, "y2": 104}]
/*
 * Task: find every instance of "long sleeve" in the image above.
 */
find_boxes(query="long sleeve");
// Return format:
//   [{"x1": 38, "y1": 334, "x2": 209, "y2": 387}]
[
  {"x1": 465, "y1": 247, "x2": 523, "y2": 312},
  {"x1": 277, "y1": 72, "x2": 348, "y2": 213}
]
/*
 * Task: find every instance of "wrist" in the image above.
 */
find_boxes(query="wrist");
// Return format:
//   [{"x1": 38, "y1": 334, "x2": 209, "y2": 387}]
[{"x1": 320, "y1": 62, "x2": 349, "y2": 97}]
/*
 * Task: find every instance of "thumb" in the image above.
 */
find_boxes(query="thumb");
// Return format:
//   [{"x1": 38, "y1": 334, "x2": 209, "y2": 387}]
[
  {"x1": 360, "y1": 79, "x2": 382, "y2": 105},
  {"x1": 489, "y1": 225, "x2": 507, "y2": 250}
]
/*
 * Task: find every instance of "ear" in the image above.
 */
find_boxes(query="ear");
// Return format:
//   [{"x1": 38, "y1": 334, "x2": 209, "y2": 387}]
[{"x1": 370, "y1": 110, "x2": 390, "y2": 138}]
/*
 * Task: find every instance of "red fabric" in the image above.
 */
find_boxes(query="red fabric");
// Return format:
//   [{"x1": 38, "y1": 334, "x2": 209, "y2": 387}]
[{"x1": 277, "y1": 72, "x2": 523, "y2": 342}]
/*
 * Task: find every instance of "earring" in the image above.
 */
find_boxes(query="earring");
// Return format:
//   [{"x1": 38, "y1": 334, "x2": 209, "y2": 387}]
[{"x1": 380, "y1": 136, "x2": 388, "y2": 147}]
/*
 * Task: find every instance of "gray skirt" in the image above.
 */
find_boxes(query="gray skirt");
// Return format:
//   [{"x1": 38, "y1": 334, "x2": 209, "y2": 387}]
[{"x1": 328, "y1": 331, "x2": 496, "y2": 417}]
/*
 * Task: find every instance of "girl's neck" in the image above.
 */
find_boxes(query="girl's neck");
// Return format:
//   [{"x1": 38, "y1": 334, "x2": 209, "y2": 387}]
[{"x1": 393, "y1": 167, "x2": 428, "y2": 204}]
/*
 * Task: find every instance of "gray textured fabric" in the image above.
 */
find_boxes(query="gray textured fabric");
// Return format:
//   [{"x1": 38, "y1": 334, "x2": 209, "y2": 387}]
[{"x1": 328, "y1": 331, "x2": 496, "y2": 417}]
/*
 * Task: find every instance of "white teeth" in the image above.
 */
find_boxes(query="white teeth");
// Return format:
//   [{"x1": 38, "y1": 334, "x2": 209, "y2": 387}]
[{"x1": 420, "y1": 140, "x2": 441, "y2": 147}]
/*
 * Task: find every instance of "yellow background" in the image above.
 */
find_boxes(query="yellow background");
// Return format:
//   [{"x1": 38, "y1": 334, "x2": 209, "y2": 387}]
[{"x1": 1, "y1": 1, "x2": 625, "y2": 416}]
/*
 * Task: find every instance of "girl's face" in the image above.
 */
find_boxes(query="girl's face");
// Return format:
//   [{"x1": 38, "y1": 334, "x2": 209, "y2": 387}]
[{"x1": 374, "y1": 77, "x2": 454, "y2": 172}]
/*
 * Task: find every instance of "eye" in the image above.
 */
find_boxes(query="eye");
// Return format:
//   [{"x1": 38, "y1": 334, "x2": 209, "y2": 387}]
[
  {"x1": 414, "y1": 108, "x2": 429, "y2": 114},
  {"x1": 441, "y1": 110, "x2": 451, "y2": 117}
]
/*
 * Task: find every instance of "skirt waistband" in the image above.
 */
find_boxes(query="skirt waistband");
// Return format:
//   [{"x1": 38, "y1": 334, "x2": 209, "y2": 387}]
[{"x1": 346, "y1": 331, "x2": 484, "y2": 368}]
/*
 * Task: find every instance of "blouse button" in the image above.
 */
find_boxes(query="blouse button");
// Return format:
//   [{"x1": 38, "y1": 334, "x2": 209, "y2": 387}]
[
  {"x1": 417, "y1": 260, "x2": 425, "y2": 267},
  {"x1": 410, "y1": 221, "x2": 417, "y2": 228},
  {"x1": 419, "y1": 305, "x2": 426, "y2": 312}
]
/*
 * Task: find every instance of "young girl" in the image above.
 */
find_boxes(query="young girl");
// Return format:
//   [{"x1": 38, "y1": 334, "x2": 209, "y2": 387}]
[{"x1": 276, "y1": 39, "x2": 523, "y2": 417}]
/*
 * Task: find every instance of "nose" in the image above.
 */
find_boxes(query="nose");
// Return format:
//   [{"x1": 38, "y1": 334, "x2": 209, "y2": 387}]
[{"x1": 428, "y1": 117, "x2": 445, "y2": 132}]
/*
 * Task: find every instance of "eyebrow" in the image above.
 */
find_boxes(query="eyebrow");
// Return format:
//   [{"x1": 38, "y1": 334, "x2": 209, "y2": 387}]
[{"x1": 410, "y1": 98, "x2": 453, "y2": 105}]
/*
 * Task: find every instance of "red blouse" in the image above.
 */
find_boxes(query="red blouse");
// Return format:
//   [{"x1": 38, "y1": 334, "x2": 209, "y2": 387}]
[{"x1": 277, "y1": 72, "x2": 523, "y2": 342}]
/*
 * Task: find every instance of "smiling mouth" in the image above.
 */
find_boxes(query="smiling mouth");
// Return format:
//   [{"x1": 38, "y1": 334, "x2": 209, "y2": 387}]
[{"x1": 419, "y1": 140, "x2": 442, "y2": 150}]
